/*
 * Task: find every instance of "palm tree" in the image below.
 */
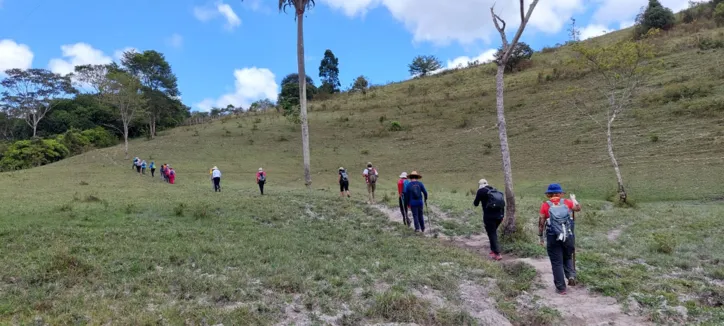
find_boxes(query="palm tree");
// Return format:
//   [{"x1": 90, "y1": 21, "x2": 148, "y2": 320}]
[{"x1": 244, "y1": 0, "x2": 315, "y2": 187}]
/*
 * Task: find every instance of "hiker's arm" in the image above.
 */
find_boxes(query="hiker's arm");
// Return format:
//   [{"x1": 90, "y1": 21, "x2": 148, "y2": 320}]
[
  {"x1": 422, "y1": 185, "x2": 428, "y2": 202},
  {"x1": 570, "y1": 195, "x2": 581, "y2": 212},
  {"x1": 473, "y1": 189, "x2": 481, "y2": 207}
]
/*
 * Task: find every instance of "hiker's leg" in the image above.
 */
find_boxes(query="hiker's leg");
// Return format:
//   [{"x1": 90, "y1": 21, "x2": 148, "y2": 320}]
[
  {"x1": 546, "y1": 235, "x2": 567, "y2": 292},
  {"x1": 411, "y1": 206, "x2": 421, "y2": 230},
  {"x1": 367, "y1": 184, "x2": 373, "y2": 203},
  {"x1": 371, "y1": 184, "x2": 376, "y2": 203},
  {"x1": 398, "y1": 197, "x2": 407, "y2": 224},
  {"x1": 563, "y1": 237, "x2": 576, "y2": 280},
  {"x1": 484, "y1": 217, "x2": 500, "y2": 254},
  {"x1": 260, "y1": 182, "x2": 264, "y2": 195},
  {"x1": 417, "y1": 206, "x2": 425, "y2": 231}
]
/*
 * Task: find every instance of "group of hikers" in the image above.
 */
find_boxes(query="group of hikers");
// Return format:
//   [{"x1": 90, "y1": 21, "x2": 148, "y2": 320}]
[
  {"x1": 339, "y1": 161, "x2": 581, "y2": 295},
  {"x1": 207, "y1": 166, "x2": 267, "y2": 195},
  {"x1": 132, "y1": 157, "x2": 175, "y2": 184}
]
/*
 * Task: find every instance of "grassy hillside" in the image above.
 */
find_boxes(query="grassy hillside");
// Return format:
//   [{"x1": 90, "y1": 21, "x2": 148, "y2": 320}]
[{"x1": 2, "y1": 24, "x2": 724, "y2": 324}]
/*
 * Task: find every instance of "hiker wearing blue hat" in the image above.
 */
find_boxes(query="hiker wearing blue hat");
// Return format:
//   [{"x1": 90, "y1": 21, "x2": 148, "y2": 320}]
[{"x1": 538, "y1": 183, "x2": 581, "y2": 295}]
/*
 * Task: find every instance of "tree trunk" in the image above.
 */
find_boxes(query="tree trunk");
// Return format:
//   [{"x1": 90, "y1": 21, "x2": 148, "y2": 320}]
[
  {"x1": 123, "y1": 124, "x2": 129, "y2": 160},
  {"x1": 607, "y1": 118, "x2": 626, "y2": 202},
  {"x1": 495, "y1": 64, "x2": 517, "y2": 235},
  {"x1": 297, "y1": 11, "x2": 312, "y2": 188}
]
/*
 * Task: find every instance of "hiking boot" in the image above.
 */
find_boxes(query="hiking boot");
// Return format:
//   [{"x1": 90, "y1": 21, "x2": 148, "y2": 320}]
[
  {"x1": 556, "y1": 289, "x2": 567, "y2": 295},
  {"x1": 488, "y1": 251, "x2": 496, "y2": 259},
  {"x1": 568, "y1": 278, "x2": 577, "y2": 286},
  {"x1": 494, "y1": 254, "x2": 502, "y2": 261}
]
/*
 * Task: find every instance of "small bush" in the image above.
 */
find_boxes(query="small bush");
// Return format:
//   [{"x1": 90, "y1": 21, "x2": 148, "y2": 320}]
[
  {"x1": 360, "y1": 149, "x2": 370, "y2": 155},
  {"x1": 697, "y1": 37, "x2": 724, "y2": 50},
  {"x1": 649, "y1": 133, "x2": 659, "y2": 142},
  {"x1": 659, "y1": 83, "x2": 712, "y2": 103},
  {"x1": 192, "y1": 129, "x2": 200, "y2": 137},
  {"x1": 651, "y1": 232, "x2": 677, "y2": 254},
  {"x1": 58, "y1": 203, "x2": 73, "y2": 212},
  {"x1": 254, "y1": 118, "x2": 262, "y2": 124},
  {"x1": 79, "y1": 181, "x2": 89, "y2": 186},
  {"x1": 540, "y1": 46, "x2": 557, "y2": 53},
  {"x1": 277, "y1": 135, "x2": 289, "y2": 142},
  {"x1": 83, "y1": 195, "x2": 102, "y2": 203},
  {"x1": 456, "y1": 118, "x2": 471, "y2": 129},
  {"x1": 173, "y1": 203, "x2": 186, "y2": 217},
  {"x1": 124, "y1": 204, "x2": 135, "y2": 215},
  {"x1": 387, "y1": 121, "x2": 403, "y2": 132},
  {"x1": 0, "y1": 138, "x2": 70, "y2": 171}
]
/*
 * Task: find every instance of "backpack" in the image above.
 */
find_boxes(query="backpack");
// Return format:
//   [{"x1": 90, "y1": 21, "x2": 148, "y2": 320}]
[
  {"x1": 367, "y1": 168, "x2": 377, "y2": 184},
  {"x1": 340, "y1": 171, "x2": 349, "y2": 182},
  {"x1": 409, "y1": 182, "x2": 423, "y2": 201},
  {"x1": 485, "y1": 187, "x2": 506, "y2": 210},
  {"x1": 258, "y1": 173, "x2": 266, "y2": 182},
  {"x1": 546, "y1": 200, "x2": 573, "y2": 241}
]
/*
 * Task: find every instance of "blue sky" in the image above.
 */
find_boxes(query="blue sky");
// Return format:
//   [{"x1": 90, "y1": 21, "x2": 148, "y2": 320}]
[{"x1": 0, "y1": 0, "x2": 690, "y2": 112}]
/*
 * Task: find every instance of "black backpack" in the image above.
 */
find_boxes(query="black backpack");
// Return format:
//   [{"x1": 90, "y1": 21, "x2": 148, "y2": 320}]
[
  {"x1": 485, "y1": 187, "x2": 506, "y2": 210},
  {"x1": 340, "y1": 171, "x2": 349, "y2": 181},
  {"x1": 258, "y1": 173, "x2": 266, "y2": 182},
  {"x1": 367, "y1": 168, "x2": 377, "y2": 184}
]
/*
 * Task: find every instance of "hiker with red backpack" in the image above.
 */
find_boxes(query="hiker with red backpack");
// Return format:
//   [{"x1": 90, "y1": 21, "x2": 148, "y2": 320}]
[
  {"x1": 397, "y1": 172, "x2": 411, "y2": 226},
  {"x1": 538, "y1": 183, "x2": 581, "y2": 295},
  {"x1": 363, "y1": 162, "x2": 378, "y2": 204},
  {"x1": 473, "y1": 179, "x2": 506, "y2": 261},
  {"x1": 404, "y1": 171, "x2": 428, "y2": 233}
]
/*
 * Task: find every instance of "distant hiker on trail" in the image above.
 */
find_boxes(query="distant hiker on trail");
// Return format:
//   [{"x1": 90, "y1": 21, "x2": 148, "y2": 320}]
[
  {"x1": 538, "y1": 183, "x2": 581, "y2": 295},
  {"x1": 256, "y1": 168, "x2": 266, "y2": 195},
  {"x1": 473, "y1": 179, "x2": 506, "y2": 261},
  {"x1": 211, "y1": 166, "x2": 221, "y2": 192},
  {"x1": 168, "y1": 166, "x2": 176, "y2": 184},
  {"x1": 397, "y1": 172, "x2": 410, "y2": 226},
  {"x1": 161, "y1": 164, "x2": 168, "y2": 182},
  {"x1": 404, "y1": 171, "x2": 428, "y2": 233},
  {"x1": 135, "y1": 159, "x2": 142, "y2": 174},
  {"x1": 132, "y1": 157, "x2": 139, "y2": 171},
  {"x1": 339, "y1": 167, "x2": 351, "y2": 198},
  {"x1": 141, "y1": 160, "x2": 147, "y2": 175},
  {"x1": 363, "y1": 162, "x2": 378, "y2": 204},
  {"x1": 150, "y1": 161, "x2": 156, "y2": 177}
]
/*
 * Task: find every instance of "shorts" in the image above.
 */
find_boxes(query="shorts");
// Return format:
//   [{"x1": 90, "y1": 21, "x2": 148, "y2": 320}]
[
  {"x1": 340, "y1": 181, "x2": 349, "y2": 192},
  {"x1": 367, "y1": 183, "x2": 376, "y2": 193}
]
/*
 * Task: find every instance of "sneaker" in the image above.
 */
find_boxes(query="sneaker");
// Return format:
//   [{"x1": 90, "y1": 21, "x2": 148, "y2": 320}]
[
  {"x1": 556, "y1": 289, "x2": 567, "y2": 295},
  {"x1": 488, "y1": 252, "x2": 496, "y2": 259},
  {"x1": 494, "y1": 254, "x2": 503, "y2": 261},
  {"x1": 568, "y1": 278, "x2": 577, "y2": 286}
]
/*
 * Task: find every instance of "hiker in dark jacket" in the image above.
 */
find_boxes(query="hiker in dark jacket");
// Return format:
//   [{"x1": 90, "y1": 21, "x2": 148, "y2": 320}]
[
  {"x1": 339, "y1": 167, "x2": 351, "y2": 198},
  {"x1": 473, "y1": 179, "x2": 505, "y2": 261},
  {"x1": 404, "y1": 171, "x2": 428, "y2": 233},
  {"x1": 538, "y1": 183, "x2": 581, "y2": 295}
]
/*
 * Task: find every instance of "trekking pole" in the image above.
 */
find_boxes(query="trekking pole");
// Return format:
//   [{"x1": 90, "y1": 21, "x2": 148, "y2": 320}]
[
  {"x1": 572, "y1": 211, "x2": 577, "y2": 272},
  {"x1": 425, "y1": 200, "x2": 431, "y2": 227}
]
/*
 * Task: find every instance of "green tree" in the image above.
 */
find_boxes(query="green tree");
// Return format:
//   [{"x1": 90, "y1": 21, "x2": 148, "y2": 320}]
[
  {"x1": 494, "y1": 42, "x2": 534, "y2": 72},
  {"x1": 570, "y1": 40, "x2": 655, "y2": 202},
  {"x1": 715, "y1": 3, "x2": 724, "y2": 26},
  {"x1": 635, "y1": 0, "x2": 676, "y2": 35},
  {"x1": 1, "y1": 69, "x2": 76, "y2": 138},
  {"x1": 98, "y1": 71, "x2": 147, "y2": 159},
  {"x1": 278, "y1": 73, "x2": 317, "y2": 108},
  {"x1": 0, "y1": 138, "x2": 69, "y2": 171},
  {"x1": 408, "y1": 55, "x2": 442, "y2": 77},
  {"x1": 490, "y1": 0, "x2": 540, "y2": 235},
  {"x1": 350, "y1": 75, "x2": 369, "y2": 94},
  {"x1": 120, "y1": 50, "x2": 180, "y2": 139},
  {"x1": 318, "y1": 49, "x2": 341, "y2": 93},
  {"x1": 250, "y1": 98, "x2": 275, "y2": 112}
]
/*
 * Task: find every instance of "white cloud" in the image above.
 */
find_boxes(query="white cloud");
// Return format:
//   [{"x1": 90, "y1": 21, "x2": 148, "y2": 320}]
[
  {"x1": 194, "y1": 67, "x2": 278, "y2": 112},
  {"x1": 114, "y1": 47, "x2": 138, "y2": 61},
  {"x1": 48, "y1": 43, "x2": 113, "y2": 76},
  {"x1": 320, "y1": 0, "x2": 585, "y2": 45},
  {"x1": 166, "y1": 33, "x2": 183, "y2": 48},
  {"x1": 0, "y1": 39, "x2": 34, "y2": 73},
  {"x1": 619, "y1": 20, "x2": 635, "y2": 29},
  {"x1": 193, "y1": 1, "x2": 241, "y2": 30},
  {"x1": 592, "y1": 0, "x2": 689, "y2": 27},
  {"x1": 446, "y1": 49, "x2": 497, "y2": 69},
  {"x1": 580, "y1": 24, "x2": 612, "y2": 40}
]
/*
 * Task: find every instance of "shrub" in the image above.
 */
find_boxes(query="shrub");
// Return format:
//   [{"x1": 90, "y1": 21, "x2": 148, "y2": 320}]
[
  {"x1": 387, "y1": 121, "x2": 403, "y2": 132},
  {"x1": 651, "y1": 232, "x2": 677, "y2": 254},
  {"x1": 635, "y1": 0, "x2": 676, "y2": 36},
  {"x1": 716, "y1": 3, "x2": 724, "y2": 26},
  {"x1": 81, "y1": 127, "x2": 117, "y2": 148},
  {"x1": 494, "y1": 42, "x2": 534, "y2": 72},
  {"x1": 0, "y1": 138, "x2": 69, "y2": 171},
  {"x1": 697, "y1": 37, "x2": 724, "y2": 50},
  {"x1": 56, "y1": 129, "x2": 91, "y2": 156}
]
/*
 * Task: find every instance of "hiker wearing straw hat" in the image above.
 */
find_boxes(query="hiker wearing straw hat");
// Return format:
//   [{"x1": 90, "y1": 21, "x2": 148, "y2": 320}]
[
  {"x1": 397, "y1": 172, "x2": 411, "y2": 226},
  {"x1": 362, "y1": 162, "x2": 378, "y2": 204},
  {"x1": 211, "y1": 166, "x2": 222, "y2": 192},
  {"x1": 473, "y1": 179, "x2": 506, "y2": 261},
  {"x1": 339, "y1": 167, "x2": 351, "y2": 198},
  {"x1": 404, "y1": 171, "x2": 428, "y2": 232},
  {"x1": 538, "y1": 183, "x2": 581, "y2": 295},
  {"x1": 256, "y1": 168, "x2": 267, "y2": 195}
]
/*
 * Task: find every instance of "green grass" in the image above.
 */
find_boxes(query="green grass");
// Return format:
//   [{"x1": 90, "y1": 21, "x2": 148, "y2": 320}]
[{"x1": 2, "y1": 23, "x2": 724, "y2": 324}]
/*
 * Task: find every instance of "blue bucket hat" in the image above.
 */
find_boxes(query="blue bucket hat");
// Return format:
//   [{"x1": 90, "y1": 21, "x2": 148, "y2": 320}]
[{"x1": 545, "y1": 183, "x2": 564, "y2": 194}]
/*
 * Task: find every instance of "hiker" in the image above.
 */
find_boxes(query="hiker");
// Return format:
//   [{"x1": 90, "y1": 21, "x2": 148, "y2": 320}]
[
  {"x1": 141, "y1": 160, "x2": 147, "y2": 175},
  {"x1": 363, "y1": 162, "x2": 378, "y2": 204},
  {"x1": 135, "y1": 158, "x2": 142, "y2": 174},
  {"x1": 339, "y1": 167, "x2": 351, "y2": 198},
  {"x1": 160, "y1": 164, "x2": 167, "y2": 182},
  {"x1": 473, "y1": 179, "x2": 506, "y2": 261},
  {"x1": 163, "y1": 164, "x2": 170, "y2": 183},
  {"x1": 397, "y1": 172, "x2": 410, "y2": 226},
  {"x1": 132, "y1": 157, "x2": 139, "y2": 170},
  {"x1": 404, "y1": 171, "x2": 428, "y2": 232},
  {"x1": 538, "y1": 183, "x2": 581, "y2": 295},
  {"x1": 168, "y1": 166, "x2": 176, "y2": 184},
  {"x1": 256, "y1": 168, "x2": 266, "y2": 195},
  {"x1": 150, "y1": 161, "x2": 156, "y2": 177},
  {"x1": 211, "y1": 166, "x2": 221, "y2": 192}
]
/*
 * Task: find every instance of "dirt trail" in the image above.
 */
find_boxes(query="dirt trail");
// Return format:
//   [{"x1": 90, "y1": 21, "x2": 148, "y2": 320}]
[{"x1": 372, "y1": 204, "x2": 651, "y2": 326}]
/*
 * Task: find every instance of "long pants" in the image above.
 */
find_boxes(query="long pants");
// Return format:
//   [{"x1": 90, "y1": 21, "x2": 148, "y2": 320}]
[
  {"x1": 142, "y1": 168, "x2": 146, "y2": 175},
  {"x1": 398, "y1": 197, "x2": 409, "y2": 225},
  {"x1": 484, "y1": 217, "x2": 503, "y2": 254},
  {"x1": 213, "y1": 177, "x2": 221, "y2": 192},
  {"x1": 151, "y1": 168, "x2": 155, "y2": 177},
  {"x1": 410, "y1": 205, "x2": 425, "y2": 231},
  {"x1": 258, "y1": 181, "x2": 265, "y2": 195},
  {"x1": 547, "y1": 234, "x2": 576, "y2": 291},
  {"x1": 136, "y1": 166, "x2": 141, "y2": 173}
]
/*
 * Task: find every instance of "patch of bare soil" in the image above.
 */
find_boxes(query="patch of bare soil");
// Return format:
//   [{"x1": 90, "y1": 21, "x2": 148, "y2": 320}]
[
  {"x1": 371, "y1": 204, "x2": 652, "y2": 326},
  {"x1": 607, "y1": 228, "x2": 623, "y2": 241}
]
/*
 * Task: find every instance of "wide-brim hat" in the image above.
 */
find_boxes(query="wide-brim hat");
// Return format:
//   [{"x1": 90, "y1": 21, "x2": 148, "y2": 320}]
[
  {"x1": 409, "y1": 171, "x2": 422, "y2": 178},
  {"x1": 545, "y1": 183, "x2": 564, "y2": 194},
  {"x1": 400, "y1": 172, "x2": 408, "y2": 178}
]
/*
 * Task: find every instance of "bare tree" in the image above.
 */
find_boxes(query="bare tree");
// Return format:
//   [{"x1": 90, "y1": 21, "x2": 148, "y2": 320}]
[
  {"x1": 490, "y1": 0, "x2": 540, "y2": 235},
  {"x1": 1, "y1": 68, "x2": 76, "y2": 138},
  {"x1": 570, "y1": 40, "x2": 654, "y2": 203},
  {"x1": 98, "y1": 71, "x2": 147, "y2": 159}
]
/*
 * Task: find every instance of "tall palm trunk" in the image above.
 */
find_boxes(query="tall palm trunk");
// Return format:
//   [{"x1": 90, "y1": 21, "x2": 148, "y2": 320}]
[
  {"x1": 296, "y1": 9, "x2": 312, "y2": 188},
  {"x1": 495, "y1": 64, "x2": 517, "y2": 235}
]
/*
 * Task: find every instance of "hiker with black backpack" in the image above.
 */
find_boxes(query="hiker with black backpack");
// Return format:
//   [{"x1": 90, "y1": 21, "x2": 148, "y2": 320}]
[
  {"x1": 339, "y1": 167, "x2": 351, "y2": 198},
  {"x1": 404, "y1": 171, "x2": 428, "y2": 233},
  {"x1": 473, "y1": 179, "x2": 506, "y2": 261},
  {"x1": 363, "y1": 162, "x2": 378, "y2": 204},
  {"x1": 538, "y1": 183, "x2": 581, "y2": 295},
  {"x1": 256, "y1": 168, "x2": 266, "y2": 195}
]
